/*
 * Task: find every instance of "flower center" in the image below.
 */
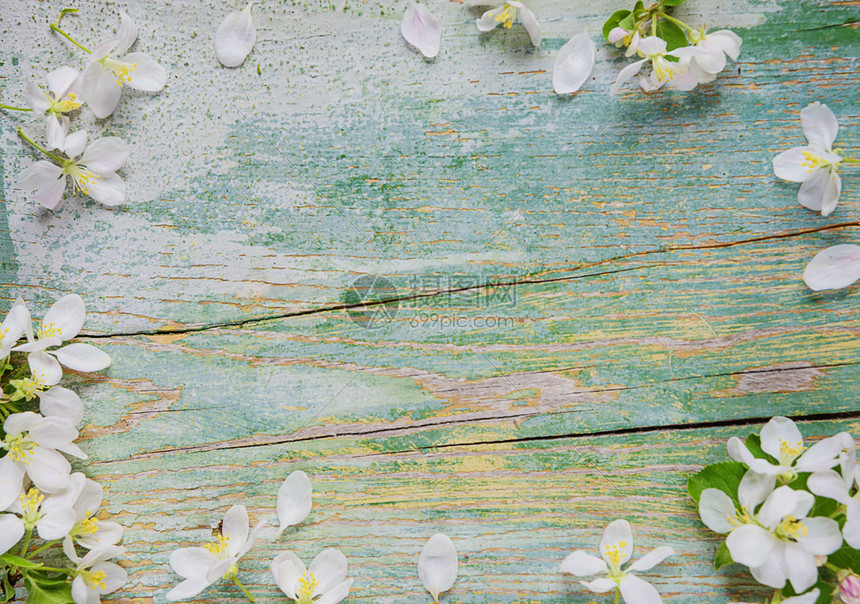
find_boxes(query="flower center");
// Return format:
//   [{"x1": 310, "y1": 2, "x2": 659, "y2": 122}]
[
  {"x1": 37, "y1": 322, "x2": 61, "y2": 340},
  {"x1": 800, "y1": 150, "x2": 838, "y2": 173},
  {"x1": 651, "y1": 56, "x2": 678, "y2": 83},
  {"x1": 20, "y1": 487, "x2": 44, "y2": 527},
  {"x1": 64, "y1": 163, "x2": 102, "y2": 196},
  {"x1": 727, "y1": 505, "x2": 755, "y2": 527},
  {"x1": 81, "y1": 569, "x2": 107, "y2": 590},
  {"x1": 297, "y1": 570, "x2": 319, "y2": 604},
  {"x1": 4, "y1": 433, "x2": 36, "y2": 464},
  {"x1": 10, "y1": 376, "x2": 47, "y2": 401},
  {"x1": 775, "y1": 515, "x2": 808, "y2": 540},
  {"x1": 604, "y1": 541, "x2": 628, "y2": 576},
  {"x1": 205, "y1": 534, "x2": 231, "y2": 559},
  {"x1": 50, "y1": 93, "x2": 82, "y2": 115},
  {"x1": 72, "y1": 515, "x2": 100, "y2": 539},
  {"x1": 494, "y1": 4, "x2": 517, "y2": 29},
  {"x1": 102, "y1": 58, "x2": 137, "y2": 87},
  {"x1": 778, "y1": 439, "x2": 804, "y2": 465}
]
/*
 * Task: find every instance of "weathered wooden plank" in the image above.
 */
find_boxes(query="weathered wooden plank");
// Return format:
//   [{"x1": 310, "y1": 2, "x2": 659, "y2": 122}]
[
  {"x1": 0, "y1": 0, "x2": 857, "y2": 332},
  {"x1": 76, "y1": 418, "x2": 857, "y2": 603}
]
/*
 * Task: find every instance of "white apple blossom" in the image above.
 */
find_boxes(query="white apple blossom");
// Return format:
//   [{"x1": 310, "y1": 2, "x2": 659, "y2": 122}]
[
  {"x1": 773, "y1": 102, "x2": 844, "y2": 216},
  {"x1": 18, "y1": 127, "x2": 130, "y2": 209},
  {"x1": 552, "y1": 32, "x2": 595, "y2": 95},
  {"x1": 81, "y1": 11, "x2": 167, "y2": 118},
  {"x1": 809, "y1": 436, "x2": 860, "y2": 548},
  {"x1": 559, "y1": 519, "x2": 674, "y2": 604},
  {"x1": 727, "y1": 416, "x2": 848, "y2": 480},
  {"x1": 610, "y1": 36, "x2": 706, "y2": 94},
  {"x1": 0, "y1": 411, "x2": 84, "y2": 493},
  {"x1": 166, "y1": 504, "x2": 266, "y2": 601},
  {"x1": 686, "y1": 28, "x2": 741, "y2": 84},
  {"x1": 723, "y1": 485, "x2": 841, "y2": 592},
  {"x1": 0, "y1": 454, "x2": 25, "y2": 511},
  {"x1": 37, "y1": 386, "x2": 85, "y2": 426},
  {"x1": 59, "y1": 473, "x2": 124, "y2": 555},
  {"x1": 418, "y1": 533, "x2": 458, "y2": 603},
  {"x1": 401, "y1": 3, "x2": 442, "y2": 59},
  {"x1": 0, "y1": 297, "x2": 31, "y2": 358},
  {"x1": 272, "y1": 549, "x2": 353, "y2": 604},
  {"x1": 803, "y1": 244, "x2": 860, "y2": 291},
  {"x1": 699, "y1": 469, "x2": 776, "y2": 535},
  {"x1": 277, "y1": 470, "x2": 312, "y2": 534},
  {"x1": 0, "y1": 485, "x2": 77, "y2": 549},
  {"x1": 69, "y1": 545, "x2": 128, "y2": 604},
  {"x1": 7, "y1": 352, "x2": 63, "y2": 402},
  {"x1": 608, "y1": 27, "x2": 642, "y2": 57},
  {"x1": 215, "y1": 2, "x2": 257, "y2": 67},
  {"x1": 14, "y1": 294, "x2": 112, "y2": 373},
  {"x1": 24, "y1": 67, "x2": 82, "y2": 118},
  {"x1": 467, "y1": 0, "x2": 540, "y2": 47}
]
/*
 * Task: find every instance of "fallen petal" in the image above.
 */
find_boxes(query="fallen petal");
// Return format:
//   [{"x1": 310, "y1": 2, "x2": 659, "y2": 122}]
[
  {"x1": 802, "y1": 245, "x2": 860, "y2": 291},
  {"x1": 215, "y1": 2, "x2": 257, "y2": 68},
  {"x1": 552, "y1": 32, "x2": 595, "y2": 94},
  {"x1": 401, "y1": 3, "x2": 442, "y2": 59}
]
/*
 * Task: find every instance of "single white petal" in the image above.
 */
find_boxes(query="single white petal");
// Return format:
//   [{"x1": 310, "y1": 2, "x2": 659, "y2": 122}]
[
  {"x1": 784, "y1": 590, "x2": 820, "y2": 604},
  {"x1": 222, "y1": 505, "x2": 250, "y2": 557},
  {"x1": 0, "y1": 299, "x2": 31, "y2": 352},
  {"x1": 92, "y1": 561, "x2": 127, "y2": 594},
  {"x1": 46, "y1": 66, "x2": 82, "y2": 100},
  {"x1": 0, "y1": 515, "x2": 26, "y2": 555},
  {"x1": 727, "y1": 524, "x2": 777, "y2": 566},
  {"x1": 84, "y1": 172, "x2": 126, "y2": 206},
  {"x1": 600, "y1": 519, "x2": 633, "y2": 566},
  {"x1": 758, "y1": 486, "x2": 803, "y2": 529},
  {"x1": 628, "y1": 546, "x2": 674, "y2": 572},
  {"x1": 808, "y1": 469, "x2": 850, "y2": 503},
  {"x1": 114, "y1": 11, "x2": 139, "y2": 56},
  {"x1": 64, "y1": 130, "x2": 89, "y2": 160},
  {"x1": 272, "y1": 551, "x2": 305, "y2": 599},
  {"x1": 42, "y1": 294, "x2": 86, "y2": 341},
  {"x1": 309, "y1": 548, "x2": 349, "y2": 594},
  {"x1": 608, "y1": 26, "x2": 628, "y2": 44},
  {"x1": 80, "y1": 61, "x2": 122, "y2": 119},
  {"x1": 418, "y1": 533, "x2": 458, "y2": 601},
  {"x1": 517, "y1": 5, "x2": 541, "y2": 47},
  {"x1": 54, "y1": 343, "x2": 112, "y2": 372},
  {"x1": 5, "y1": 410, "x2": 41, "y2": 435},
  {"x1": 170, "y1": 547, "x2": 218, "y2": 580},
  {"x1": 796, "y1": 517, "x2": 842, "y2": 556},
  {"x1": 580, "y1": 577, "x2": 616, "y2": 593},
  {"x1": 670, "y1": 62, "x2": 701, "y2": 91},
  {"x1": 760, "y1": 416, "x2": 803, "y2": 461},
  {"x1": 36, "y1": 506, "x2": 76, "y2": 540},
  {"x1": 206, "y1": 556, "x2": 238, "y2": 582},
  {"x1": 46, "y1": 115, "x2": 69, "y2": 151},
  {"x1": 699, "y1": 488, "x2": 737, "y2": 533},
  {"x1": 476, "y1": 7, "x2": 504, "y2": 33},
  {"x1": 691, "y1": 42, "x2": 726, "y2": 74},
  {"x1": 738, "y1": 470, "x2": 775, "y2": 512},
  {"x1": 19, "y1": 161, "x2": 66, "y2": 210},
  {"x1": 32, "y1": 416, "x2": 79, "y2": 449},
  {"x1": 37, "y1": 386, "x2": 85, "y2": 425},
  {"x1": 315, "y1": 578, "x2": 353, "y2": 604},
  {"x1": 619, "y1": 574, "x2": 663, "y2": 604},
  {"x1": 27, "y1": 446, "x2": 72, "y2": 493},
  {"x1": 797, "y1": 434, "x2": 847, "y2": 473},
  {"x1": 215, "y1": 2, "x2": 256, "y2": 68},
  {"x1": 25, "y1": 81, "x2": 52, "y2": 113},
  {"x1": 0, "y1": 458, "x2": 25, "y2": 511},
  {"x1": 559, "y1": 550, "x2": 608, "y2": 575},
  {"x1": 277, "y1": 470, "x2": 312, "y2": 533},
  {"x1": 121, "y1": 53, "x2": 167, "y2": 92},
  {"x1": 818, "y1": 170, "x2": 841, "y2": 217},
  {"x1": 166, "y1": 576, "x2": 213, "y2": 602},
  {"x1": 773, "y1": 147, "x2": 816, "y2": 183},
  {"x1": 637, "y1": 36, "x2": 667, "y2": 55},
  {"x1": 796, "y1": 166, "x2": 828, "y2": 212},
  {"x1": 843, "y1": 500, "x2": 860, "y2": 548},
  {"x1": 28, "y1": 350, "x2": 63, "y2": 386},
  {"x1": 552, "y1": 32, "x2": 595, "y2": 94},
  {"x1": 706, "y1": 30, "x2": 742, "y2": 60},
  {"x1": 401, "y1": 3, "x2": 442, "y2": 59},
  {"x1": 79, "y1": 137, "x2": 130, "y2": 174},
  {"x1": 800, "y1": 102, "x2": 838, "y2": 149},
  {"x1": 750, "y1": 551, "x2": 788, "y2": 589},
  {"x1": 783, "y1": 542, "x2": 818, "y2": 594},
  {"x1": 610, "y1": 58, "x2": 647, "y2": 95},
  {"x1": 77, "y1": 521, "x2": 124, "y2": 549},
  {"x1": 802, "y1": 245, "x2": 860, "y2": 291}
]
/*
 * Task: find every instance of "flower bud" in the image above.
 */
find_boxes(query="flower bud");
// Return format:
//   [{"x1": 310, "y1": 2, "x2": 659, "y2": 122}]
[{"x1": 838, "y1": 571, "x2": 860, "y2": 604}]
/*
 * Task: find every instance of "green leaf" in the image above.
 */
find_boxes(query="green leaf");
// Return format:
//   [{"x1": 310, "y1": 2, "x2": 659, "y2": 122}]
[
  {"x1": 602, "y1": 10, "x2": 631, "y2": 42},
  {"x1": 743, "y1": 434, "x2": 778, "y2": 463},
  {"x1": 687, "y1": 461, "x2": 746, "y2": 504},
  {"x1": 619, "y1": 13, "x2": 636, "y2": 31},
  {"x1": 829, "y1": 543, "x2": 860, "y2": 574},
  {"x1": 661, "y1": 0, "x2": 687, "y2": 6},
  {"x1": 780, "y1": 577, "x2": 833, "y2": 604},
  {"x1": 2, "y1": 570, "x2": 16, "y2": 603},
  {"x1": 655, "y1": 17, "x2": 688, "y2": 51},
  {"x1": 0, "y1": 555, "x2": 42, "y2": 571},
  {"x1": 23, "y1": 572, "x2": 73, "y2": 604},
  {"x1": 713, "y1": 542, "x2": 733, "y2": 570},
  {"x1": 633, "y1": 1, "x2": 646, "y2": 18}
]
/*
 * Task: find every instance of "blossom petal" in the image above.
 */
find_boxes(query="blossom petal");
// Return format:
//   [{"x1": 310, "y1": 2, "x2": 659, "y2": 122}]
[
  {"x1": 166, "y1": 576, "x2": 213, "y2": 602},
  {"x1": 0, "y1": 458, "x2": 25, "y2": 511},
  {"x1": 222, "y1": 505, "x2": 250, "y2": 557},
  {"x1": 215, "y1": 2, "x2": 256, "y2": 68},
  {"x1": 170, "y1": 547, "x2": 218, "y2": 580},
  {"x1": 64, "y1": 130, "x2": 89, "y2": 160},
  {"x1": 608, "y1": 26, "x2": 628, "y2": 44},
  {"x1": 797, "y1": 434, "x2": 847, "y2": 473},
  {"x1": 79, "y1": 138, "x2": 130, "y2": 173},
  {"x1": 0, "y1": 514, "x2": 26, "y2": 555},
  {"x1": 19, "y1": 161, "x2": 66, "y2": 210},
  {"x1": 843, "y1": 500, "x2": 860, "y2": 548},
  {"x1": 610, "y1": 58, "x2": 647, "y2": 95},
  {"x1": 628, "y1": 546, "x2": 674, "y2": 572},
  {"x1": 277, "y1": 470, "x2": 312, "y2": 533},
  {"x1": 401, "y1": 3, "x2": 441, "y2": 59},
  {"x1": 29, "y1": 351, "x2": 63, "y2": 386},
  {"x1": 636, "y1": 36, "x2": 667, "y2": 55},
  {"x1": 760, "y1": 416, "x2": 802, "y2": 461},
  {"x1": 309, "y1": 548, "x2": 349, "y2": 595},
  {"x1": 236, "y1": 520, "x2": 266, "y2": 558},
  {"x1": 773, "y1": 147, "x2": 815, "y2": 183},
  {"x1": 47, "y1": 66, "x2": 82, "y2": 99},
  {"x1": 758, "y1": 486, "x2": 803, "y2": 529},
  {"x1": 750, "y1": 551, "x2": 788, "y2": 589},
  {"x1": 32, "y1": 416, "x2": 78, "y2": 449},
  {"x1": 580, "y1": 577, "x2": 615, "y2": 593},
  {"x1": 25, "y1": 81, "x2": 52, "y2": 113},
  {"x1": 798, "y1": 168, "x2": 840, "y2": 216},
  {"x1": 783, "y1": 543, "x2": 818, "y2": 594},
  {"x1": 517, "y1": 5, "x2": 541, "y2": 47},
  {"x1": 114, "y1": 12, "x2": 139, "y2": 56},
  {"x1": 619, "y1": 574, "x2": 663, "y2": 604},
  {"x1": 80, "y1": 62, "x2": 122, "y2": 119},
  {"x1": 418, "y1": 533, "x2": 458, "y2": 601},
  {"x1": 600, "y1": 519, "x2": 633, "y2": 566},
  {"x1": 70, "y1": 575, "x2": 90, "y2": 604},
  {"x1": 552, "y1": 32, "x2": 595, "y2": 94},
  {"x1": 796, "y1": 517, "x2": 842, "y2": 556},
  {"x1": 28, "y1": 446, "x2": 72, "y2": 493},
  {"x1": 46, "y1": 115, "x2": 69, "y2": 152},
  {"x1": 54, "y1": 343, "x2": 112, "y2": 372},
  {"x1": 36, "y1": 506, "x2": 76, "y2": 540},
  {"x1": 784, "y1": 590, "x2": 820, "y2": 604},
  {"x1": 707, "y1": 30, "x2": 742, "y2": 60},
  {"x1": 727, "y1": 524, "x2": 777, "y2": 566},
  {"x1": 800, "y1": 102, "x2": 838, "y2": 149},
  {"x1": 206, "y1": 557, "x2": 237, "y2": 583},
  {"x1": 272, "y1": 551, "x2": 305, "y2": 599},
  {"x1": 476, "y1": 7, "x2": 504, "y2": 33},
  {"x1": 84, "y1": 172, "x2": 126, "y2": 206},
  {"x1": 802, "y1": 244, "x2": 860, "y2": 291},
  {"x1": 738, "y1": 469, "x2": 775, "y2": 512},
  {"x1": 122, "y1": 53, "x2": 167, "y2": 92},
  {"x1": 315, "y1": 578, "x2": 353, "y2": 604},
  {"x1": 92, "y1": 561, "x2": 127, "y2": 594},
  {"x1": 559, "y1": 550, "x2": 607, "y2": 576},
  {"x1": 699, "y1": 488, "x2": 737, "y2": 534},
  {"x1": 37, "y1": 386, "x2": 85, "y2": 425},
  {"x1": 43, "y1": 294, "x2": 86, "y2": 341}
]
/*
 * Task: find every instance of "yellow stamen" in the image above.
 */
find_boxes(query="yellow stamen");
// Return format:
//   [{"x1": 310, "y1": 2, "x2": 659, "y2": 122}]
[
  {"x1": 800, "y1": 150, "x2": 830, "y2": 173},
  {"x1": 74, "y1": 516, "x2": 100, "y2": 536},
  {"x1": 6, "y1": 433, "x2": 36, "y2": 464},
  {"x1": 779, "y1": 439, "x2": 804, "y2": 464},
  {"x1": 65, "y1": 164, "x2": 102, "y2": 196},
  {"x1": 37, "y1": 322, "x2": 61, "y2": 339},
  {"x1": 20, "y1": 487, "x2": 44, "y2": 525},
  {"x1": 51, "y1": 93, "x2": 82, "y2": 114},
  {"x1": 204, "y1": 534, "x2": 230, "y2": 557},
  {"x1": 297, "y1": 570, "x2": 319, "y2": 604},
  {"x1": 494, "y1": 4, "x2": 517, "y2": 29},
  {"x1": 776, "y1": 515, "x2": 808, "y2": 540},
  {"x1": 84, "y1": 570, "x2": 107, "y2": 590}
]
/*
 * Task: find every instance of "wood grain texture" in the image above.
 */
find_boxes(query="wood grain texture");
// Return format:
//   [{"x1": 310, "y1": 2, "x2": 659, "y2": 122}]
[{"x1": 1, "y1": 0, "x2": 859, "y2": 602}]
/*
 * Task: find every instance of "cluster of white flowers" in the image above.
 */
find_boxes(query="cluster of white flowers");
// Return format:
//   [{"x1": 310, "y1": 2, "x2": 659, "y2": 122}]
[
  {"x1": 696, "y1": 416, "x2": 860, "y2": 603},
  {"x1": 0, "y1": 10, "x2": 166, "y2": 209},
  {"x1": 0, "y1": 295, "x2": 125, "y2": 604}
]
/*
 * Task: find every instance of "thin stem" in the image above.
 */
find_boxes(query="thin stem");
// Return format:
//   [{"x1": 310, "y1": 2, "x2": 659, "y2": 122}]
[
  {"x1": 0, "y1": 103, "x2": 32, "y2": 112},
  {"x1": 48, "y1": 24, "x2": 91, "y2": 54},
  {"x1": 19, "y1": 530, "x2": 32, "y2": 558},
  {"x1": 660, "y1": 12, "x2": 696, "y2": 33},
  {"x1": 843, "y1": 157, "x2": 860, "y2": 164},
  {"x1": 651, "y1": 16, "x2": 657, "y2": 36},
  {"x1": 826, "y1": 561, "x2": 842, "y2": 573},
  {"x1": 16, "y1": 127, "x2": 65, "y2": 163},
  {"x1": 233, "y1": 578, "x2": 255, "y2": 603},
  {"x1": 26, "y1": 540, "x2": 61, "y2": 559},
  {"x1": 614, "y1": 587, "x2": 620, "y2": 604}
]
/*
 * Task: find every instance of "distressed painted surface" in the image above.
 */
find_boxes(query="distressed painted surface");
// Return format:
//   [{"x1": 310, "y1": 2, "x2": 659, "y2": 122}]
[{"x1": 1, "y1": 0, "x2": 859, "y2": 602}]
